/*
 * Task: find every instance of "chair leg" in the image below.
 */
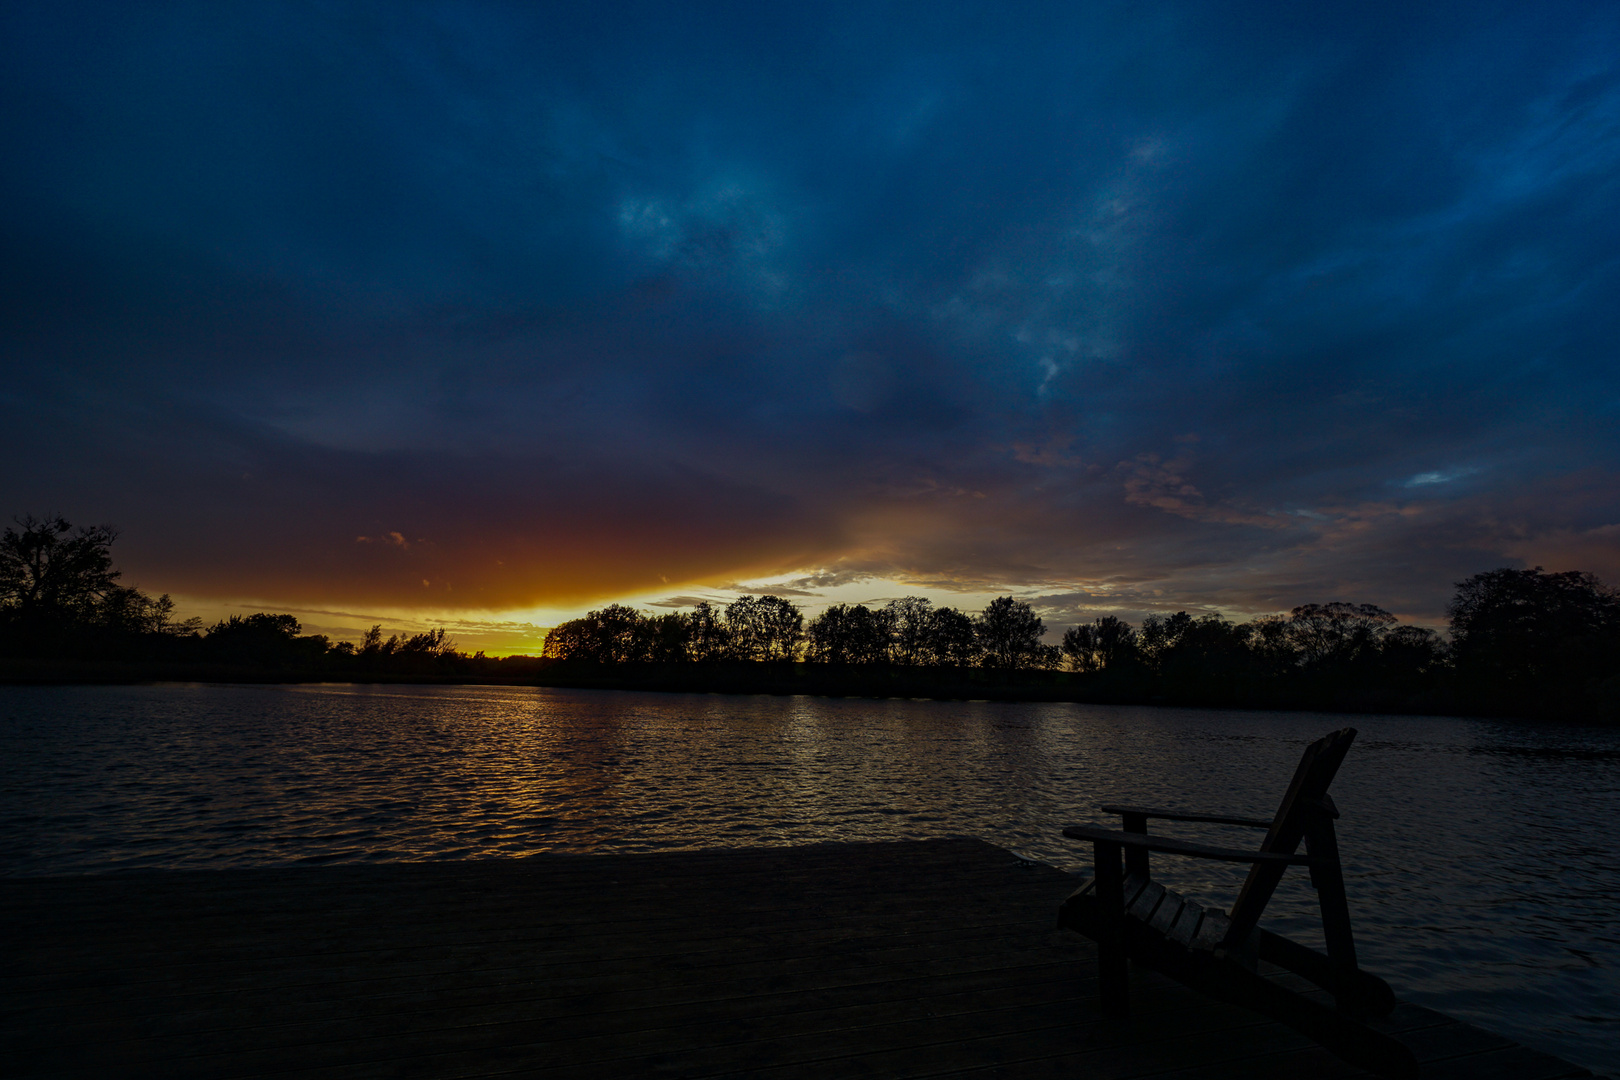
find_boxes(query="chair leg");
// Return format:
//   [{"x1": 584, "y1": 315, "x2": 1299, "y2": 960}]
[
  {"x1": 1093, "y1": 839, "x2": 1129, "y2": 1015},
  {"x1": 1306, "y1": 816, "x2": 1362, "y2": 1012}
]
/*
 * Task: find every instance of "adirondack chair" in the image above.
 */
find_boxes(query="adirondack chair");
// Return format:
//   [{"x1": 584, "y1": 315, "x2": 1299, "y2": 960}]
[{"x1": 1058, "y1": 728, "x2": 1418, "y2": 1078}]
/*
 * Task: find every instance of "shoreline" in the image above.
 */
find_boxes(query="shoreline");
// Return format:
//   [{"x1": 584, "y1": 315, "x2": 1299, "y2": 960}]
[{"x1": 1, "y1": 656, "x2": 1589, "y2": 722}]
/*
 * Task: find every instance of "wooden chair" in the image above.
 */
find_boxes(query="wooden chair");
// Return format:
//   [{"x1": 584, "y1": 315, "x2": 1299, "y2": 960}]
[{"x1": 1058, "y1": 727, "x2": 1418, "y2": 1078}]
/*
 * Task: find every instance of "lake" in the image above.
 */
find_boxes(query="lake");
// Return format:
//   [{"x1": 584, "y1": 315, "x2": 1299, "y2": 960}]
[{"x1": 1, "y1": 682, "x2": 1615, "y2": 1073}]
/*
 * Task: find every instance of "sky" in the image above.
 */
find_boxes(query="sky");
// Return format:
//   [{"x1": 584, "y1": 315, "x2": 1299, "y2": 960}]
[{"x1": 2, "y1": 1, "x2": 1617, "y2": 653}]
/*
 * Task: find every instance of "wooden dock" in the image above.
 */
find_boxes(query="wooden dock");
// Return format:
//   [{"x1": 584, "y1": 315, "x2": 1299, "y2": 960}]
[{"x1": 1, "y1": 838, "x2": 1599, "y2": 1079}]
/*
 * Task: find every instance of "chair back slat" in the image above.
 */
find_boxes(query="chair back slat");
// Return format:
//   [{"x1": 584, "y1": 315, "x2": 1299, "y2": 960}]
[{"x1": 1222, "y1": 727, "x2": 1357, "y2": 946}]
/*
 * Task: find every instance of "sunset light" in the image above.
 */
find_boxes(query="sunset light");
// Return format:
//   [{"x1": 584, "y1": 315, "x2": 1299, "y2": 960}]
[{"x1": 2, "y1": 3, "x2": 1615, "y2": 632}]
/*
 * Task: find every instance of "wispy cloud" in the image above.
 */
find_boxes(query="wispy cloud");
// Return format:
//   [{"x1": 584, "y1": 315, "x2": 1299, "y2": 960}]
[
  {"x1": 0, "y1": 1, "x2": 1615, "y2": 625},
  {"x1": 1402, "y1": 467, "x2": 1480, "y2": 488}
]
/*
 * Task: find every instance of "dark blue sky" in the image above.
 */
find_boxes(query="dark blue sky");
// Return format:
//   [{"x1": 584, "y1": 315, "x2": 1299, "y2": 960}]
[{"x1": 3, "y1": 1, "x2": 1617, "y2": 633}]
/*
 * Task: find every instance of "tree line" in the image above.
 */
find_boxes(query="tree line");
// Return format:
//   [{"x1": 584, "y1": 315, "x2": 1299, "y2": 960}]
[
  {"x1": 542, "y1": 593, "x2": 1448, "y2": 683},
  {"x1": 0, "y1": 516, "x2": 477, "y2": 677},
  {"x1": 539, "y1": 578, "x2": 1618, "y2": 719},
  {"x1": 541, "y1": 595, "x2": 1059, "y2": 669},
  {"x1": 3, "y1": 515, "x2": 1617, "y2": 718}
]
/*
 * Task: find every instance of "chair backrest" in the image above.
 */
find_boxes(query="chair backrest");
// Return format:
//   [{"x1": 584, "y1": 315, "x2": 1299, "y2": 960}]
[{"x1": 1223, "y1": 727, "x2": 1357, "y2": 945}]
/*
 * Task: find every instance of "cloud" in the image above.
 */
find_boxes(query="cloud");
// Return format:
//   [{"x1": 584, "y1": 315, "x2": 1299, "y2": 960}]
[
  {"x1": 720, "y1": 583, "x2": 824, "y2": 598},
  {"x1": 1120, "y1": 454, "x2": 1287, "y2": 529},
  {"x1": 1, "y1": 1, "x2": 1616, "y2": 625},
  {"x1": 1402, "y1": 467, "x2": 1480, "y2": 489},
  {"x1": 645, "y1": 594, "x2": 727, "y2": 609},
  {"x1": 356, "y1": 532, "x2": 411, "y2": 548}
]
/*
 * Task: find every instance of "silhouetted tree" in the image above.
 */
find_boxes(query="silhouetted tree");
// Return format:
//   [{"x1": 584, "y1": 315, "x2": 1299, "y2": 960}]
[
  {"x1": 724, "y1": 595, "x2": 803, "y2": 661},
  {"x1": 373, "y1": 628, "x2": 457, "y2": 673},
  {"x1": 541, "y1": 604, "x2": 650, "y2": 663},
  {"x1": 723, "y1": 596, "x2": 765, "y2": 660},
  {"x1": 97, "y1": 587, "x2": 195, "y2": 637},
  {"x1": 599, "y1": 604, "x2": 652, "y2": 663},
  {"x1": 540, "y1": 618, "x2": 590, "y2": 660},
  {"x1": 203, "y1": 613, "x2": 325, "y2": 665},
  {"x1": 1093, "y1": 615, "x2": 1138, "y2": 669},
  {"x1": 923, "y1": 606, "x2": 979, "y2": 666},
  {"x1": 207, "y1": 613, "x2": 299, "y2": 641},
  {"x1": 806, "y1": 603, "x2": 891, "y2": 663},
  {"x1": 1376, "y1": 624, "x2": 1448, "y2": 681},
  {"x1": 0, "y1": 516, "x2": 121, "y2": 630},
  {"x1": 684, "y1": 601, "x2": 730, "y2": 661},
  {"x1": 1061, "y1": 615, "x2": 1137, "y2": 672},
  {"x1": 1247, "y1": 614, "x2": 1295, "y2": 677},
  {"x1": 1157, "y1": 613, "x2": 1253, "y2": 691},
  {"x1": 1448, "y1": 567, "x2": 1620, "y2": 699},
  {"x1": 1061, "y1": 623, "x2": 1097, "y2": 672},
  {"x1": 753, "y1": 595, "x2": 804, "y2": 661},
  {"x1": 398, "y1": 628, "x2": 456, "y2": 660},
  {"x1": 1137, "y1": 611, "x2": 1193, "y2": 671},
  {"x1": 645, "y1": 612, "x2": 691, "y2": 663},
  {"x1": 358, "y1": 624, "x2": 387, "y2": 657},
  {"x1": 884, "y1": 597, "x2": 932, "y2": 665},
  {"x1": 975, "y1": 597, "x2": 1047, "y2": 669},
  {"x1": 0, "y1": 515, "x2": 202, "y2": 660},
  {"x1": 1287, "y1": 603, "x2": 1396, "y2": 668}
]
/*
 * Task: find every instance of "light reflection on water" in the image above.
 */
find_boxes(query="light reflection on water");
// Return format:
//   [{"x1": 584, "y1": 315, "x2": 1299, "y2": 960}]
[{"x1": 1, "y1": 683, "x2": 1615, "y2": 1073}]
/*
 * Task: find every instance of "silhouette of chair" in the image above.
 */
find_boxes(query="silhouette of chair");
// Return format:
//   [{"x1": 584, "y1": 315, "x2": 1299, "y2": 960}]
[{"x1": 1059, "y1": 727, "x2": 1417, "y2": 1078}]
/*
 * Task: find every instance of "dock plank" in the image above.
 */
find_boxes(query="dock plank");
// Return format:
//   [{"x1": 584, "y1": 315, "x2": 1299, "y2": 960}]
[{"x1": 0, "y1": 838, "x2": 1599, "y2": 1079}]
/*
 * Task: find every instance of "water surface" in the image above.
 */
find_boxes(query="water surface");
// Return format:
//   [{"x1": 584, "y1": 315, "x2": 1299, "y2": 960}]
[{"x1": 1, "y1": 683, "x2": 1615, "y2": 1072}]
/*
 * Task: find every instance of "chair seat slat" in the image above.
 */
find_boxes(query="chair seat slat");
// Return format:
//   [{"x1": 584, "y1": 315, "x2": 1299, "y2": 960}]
[
  {"x1": 1128, "y1": 880, "x2": 1167, "y2": 922},
  {"x1": 1122, "y1": 872, "x2": 1151, "y2": 910},
  {"x1": 1193, "y1": 908, "x2": 1230, "y2": 952},
  {"x1": 1167, "y1": 897, "x2": 1203, "y2": 946},
  {"x1": 1146, "y1": 890, "x2": 1183, "y2": 936}
]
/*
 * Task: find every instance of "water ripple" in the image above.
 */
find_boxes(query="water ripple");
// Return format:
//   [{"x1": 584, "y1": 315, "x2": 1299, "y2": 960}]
[{"x1": 0, "y1": 683, "x2": 1615, "y2": 1073}]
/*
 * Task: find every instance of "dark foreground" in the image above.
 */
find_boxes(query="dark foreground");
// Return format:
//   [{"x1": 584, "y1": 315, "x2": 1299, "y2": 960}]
[{"x1": 0, "y1": 839, "x2": 1601, "y2": 1079}]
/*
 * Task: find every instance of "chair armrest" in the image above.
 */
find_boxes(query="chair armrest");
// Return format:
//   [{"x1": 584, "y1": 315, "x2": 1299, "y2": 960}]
[
  {"x1": 1063, "y1": 824, "x2": 1313, "y2": 865},
  {"x1": 1099, "y1": 803, "x2": 1273, "y2": 829}
]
